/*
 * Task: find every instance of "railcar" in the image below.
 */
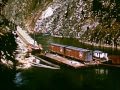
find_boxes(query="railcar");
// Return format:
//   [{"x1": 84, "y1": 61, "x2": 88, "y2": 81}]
[
  {"x1": 49, "y1": 43, "x2": 67, "y2": 55},
  {"x1": 65, "y1": 46, "x2": 92, "y2": 61},
  {"x1": 49, "y1": 43, "x2": 93, "y2": 61}
]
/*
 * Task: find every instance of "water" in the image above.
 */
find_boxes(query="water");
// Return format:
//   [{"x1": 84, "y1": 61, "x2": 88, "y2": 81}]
[
  {"x1": 1, "y1": 34, "x2": 120, "y2": 90},
  {"x1": 1, "y1": 67, "x2": 120, "y2": 90}
]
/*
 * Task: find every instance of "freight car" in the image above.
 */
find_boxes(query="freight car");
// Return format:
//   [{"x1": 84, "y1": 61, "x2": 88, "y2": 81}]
[
  {"x1": 109, "y1": 55, "x2": 120, "y2": 65},
  {"x1": 65, "y1": 46, "x2": 92, "y2": 61},
  {"x1": 49, "y1": 43, "x2": 93, "y2": 62},
  {"x1": 49, "y1": 43, "x2": 67, "y2": 55}
]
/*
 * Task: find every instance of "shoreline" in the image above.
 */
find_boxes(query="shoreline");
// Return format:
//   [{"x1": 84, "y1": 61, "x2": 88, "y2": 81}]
[
  {"x1": 79, "y1": 40, "x2": 120, "y2": 50},
  {"x1": 49, "y1": 35, "x2": 120, "y2": 50}
]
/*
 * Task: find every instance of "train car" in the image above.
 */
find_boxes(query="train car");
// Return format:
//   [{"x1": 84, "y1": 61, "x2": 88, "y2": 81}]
[
  {"x1": 49, "y1": 43, "x2": 93, "y2": 61},
  {"x1": 65, "y1": 46, "x2": 92, "y2": 61},
  {"x1": 109, "y1": 55, "x2": 120, "y2": 65},
  {"x1": 49, "y1": 43, "x2": 67, "y2": 55}
]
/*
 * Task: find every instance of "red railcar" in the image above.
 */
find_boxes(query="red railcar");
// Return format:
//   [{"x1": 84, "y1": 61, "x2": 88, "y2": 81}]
[
  {"x1": 49, "y1": 43, "x2": 66, "y2": 55},
  {"x1": 49, "y1": 43, "x2": 93, "y2": 61},
  {"x1": 65, "y1": 46, "x2": 92, "y2": 61},
  {"x1": 109, "y1": 55, "x2": 120, "y2": 65}
]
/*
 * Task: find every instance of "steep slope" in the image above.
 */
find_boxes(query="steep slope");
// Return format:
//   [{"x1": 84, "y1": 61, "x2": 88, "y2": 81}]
[{"x1": 1, "y1": 0, "x2": 120, "y2": 48}]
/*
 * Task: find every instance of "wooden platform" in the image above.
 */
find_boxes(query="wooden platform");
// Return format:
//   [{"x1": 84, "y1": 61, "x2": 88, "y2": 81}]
[{"x1": 44, "y1": 53, "x2": 85, "y2": 69}]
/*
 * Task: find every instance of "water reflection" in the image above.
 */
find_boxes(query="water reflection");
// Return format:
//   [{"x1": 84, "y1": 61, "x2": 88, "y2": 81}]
[
  {"x1": 14, "y1": 72, "x2": 23, "y2": 87},
  {"x1": 15, "y1": 67, "x2": 120, "y2": 90},
  {"x1": 95, "y1": 68, "x2": 108, "y2": 75}
]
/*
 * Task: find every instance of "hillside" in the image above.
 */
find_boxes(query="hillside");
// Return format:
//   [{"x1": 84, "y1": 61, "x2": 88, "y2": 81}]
[{"x1": 1, "y1": 0, "x2": 120, "y2": 49}]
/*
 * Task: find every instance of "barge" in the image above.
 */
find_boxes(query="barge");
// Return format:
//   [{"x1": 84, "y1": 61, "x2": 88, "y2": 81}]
[
  {"x1": 44, "y1": 53, "x2": 85, "y2": 69},
  {"x1": 44, "y1": 43, "x2": 106, "y2": 69},
  {"x1": 43, "y1": 53, "x2": 100, "y2": 69}
]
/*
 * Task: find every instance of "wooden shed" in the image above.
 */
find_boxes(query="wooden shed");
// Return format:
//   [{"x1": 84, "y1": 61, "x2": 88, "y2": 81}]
[
  {"x1": 65, "y1": 46, "x2": 92, "y2": 61},
  {"x1": 49, "y1": 43, "x2": 67, "y2": 55}
]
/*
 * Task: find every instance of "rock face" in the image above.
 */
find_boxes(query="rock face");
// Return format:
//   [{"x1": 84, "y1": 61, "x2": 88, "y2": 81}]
[
  {"x1": 34, "y1": 0, "x2": 120, "y2": 47},
  {"x1": 2, "y1": 0, "x2": 53, "y2": 30},
  {"x1": 35, "y1": 0, "x2": 94, "y2": 36},
  {"x1": 2, "y1": 0, "x2": 120, "y2": 48}
]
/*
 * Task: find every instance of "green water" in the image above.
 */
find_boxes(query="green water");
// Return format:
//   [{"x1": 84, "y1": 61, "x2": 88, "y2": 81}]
[
  {"x1": 2, "y1": 67, "x2": 119, "y2": 90},
  {"x1": 23, "y1": 67, "x2": 120, "y2": 90}
]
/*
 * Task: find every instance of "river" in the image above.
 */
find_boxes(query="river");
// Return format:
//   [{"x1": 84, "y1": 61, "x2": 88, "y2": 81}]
[
  {"x1": 0, "y1": 34, "x2": 120, "y2": 90},
  {"x1": 15, "y1": 67, "x2": 120, "y2": 90}
]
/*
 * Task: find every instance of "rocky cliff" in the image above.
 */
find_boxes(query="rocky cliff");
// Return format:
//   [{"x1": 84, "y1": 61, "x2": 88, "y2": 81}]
[{"x1": 34, "y1": 0, "x2": 120, "y2": 48}]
